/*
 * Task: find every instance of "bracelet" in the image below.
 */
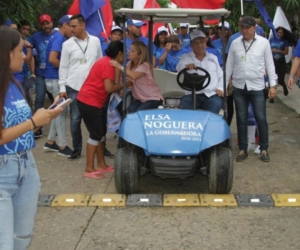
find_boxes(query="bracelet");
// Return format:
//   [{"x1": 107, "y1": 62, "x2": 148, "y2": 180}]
[
  {"x1": 289, "y1": 75, "x2": 295, "y2": 79},
  {"x1": 27, "y1": 120, "x2": 34, "y2": 130},
  {"x1": 120, "y1": 66, "x2": 124, "y2": 72},
  {"x1": 30, "y1": 118, "x2": 37, "y2": 129}
]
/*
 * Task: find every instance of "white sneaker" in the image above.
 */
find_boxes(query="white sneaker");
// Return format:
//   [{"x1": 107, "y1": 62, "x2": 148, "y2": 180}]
[
  {"x1": 254, "y1": 146, "x2": 260, "y2": 154},
  {"x1": 248, "y1": 142, "x2": 256, "y2": 151}
]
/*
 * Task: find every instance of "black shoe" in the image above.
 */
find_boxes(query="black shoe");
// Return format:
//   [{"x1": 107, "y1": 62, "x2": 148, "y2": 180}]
[
  {"x1": 43, "y1": 142, "x2": 59, "y2": 152},
  {"x1": 68, "y1": 150, "x2": 81, "y2": 160},
  {"x1": 236, "y1": 150, "x2": 248, "y2": 162},
  {"x1": 104, "y1": 147, "x2": 114, "y2": 158},
  {"x1": 269, "y1": 98, "x2": 274, "y2": 103},
  {"x1": 34, "y1": 128, "x2": 43, "y2": 139},
  {"x1": 283, "y1": 85, "x2": 289, "y2": 96},
  {"x1": 260, "y1": 150, "x2": 270, "y2": 162}
]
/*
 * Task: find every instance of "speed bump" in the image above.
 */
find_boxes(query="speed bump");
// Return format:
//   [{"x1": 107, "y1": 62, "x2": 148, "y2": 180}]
[
  {"x1": 163, "y1": 194, "x2": 200, "y2": 206},
  {"x1": 271, "y1": 194, "x2": 300, "y2": 207},
  {"x1": 235, "y1": 194, "x2": 274, "y2": 207},
  {"x1": 126, "y1": 194, "x2": 162, "y2": 207},
  {"x1": 89, "y1": 194, "x2": 126, "y2": 207},
  {"x1": 38, "y1": 194, "x2": 56, "y2": 207},
  {"x1": 200, "y1": 194, "x2": 237, "y2": 207},
  {"x1": 51, "y1": 194, "x2": 91, "y2": 207}
]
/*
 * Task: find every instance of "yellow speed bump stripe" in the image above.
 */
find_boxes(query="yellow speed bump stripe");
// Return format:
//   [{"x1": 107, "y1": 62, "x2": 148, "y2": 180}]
[
  {"x1": 51, "y1": 194, "x2": 91, "y2": 207},
  {"x1": 89, "y1": 194, "x2": 126, "y2": 207},
  {"x1": 200, "y1": 194, "x2": 237, "y2": 207},
  {"x1": 163, "y1": 194, "x2": 200, "y2": 206},
  {"x1": 271, "y1": 194, "x2": 300, "y2": 207}
]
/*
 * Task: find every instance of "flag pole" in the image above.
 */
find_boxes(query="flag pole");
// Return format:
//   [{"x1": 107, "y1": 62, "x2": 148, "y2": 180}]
[
  {"x1": 241, "y1": 0, "x2": 244, "y2": 15},
  {"x1": 97, "y1": 9, "x2": 108, "y2": 41}
]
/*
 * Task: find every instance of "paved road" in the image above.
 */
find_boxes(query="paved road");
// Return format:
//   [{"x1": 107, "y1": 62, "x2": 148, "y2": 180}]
[{"x1": 29, "y1": 86, "x2": 300, "y2": 250}]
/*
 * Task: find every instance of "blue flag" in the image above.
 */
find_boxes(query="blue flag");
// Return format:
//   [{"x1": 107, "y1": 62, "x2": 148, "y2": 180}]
[
  {"x1": 252, "y1": 0, "x2": 279, "y2": 39},
  {"x1": 80, "y1": 0, "x2": 106, "y2": 38}
]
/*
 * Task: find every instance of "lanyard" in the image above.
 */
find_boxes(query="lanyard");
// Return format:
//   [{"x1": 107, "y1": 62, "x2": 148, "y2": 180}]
[
  {"x1": 242, "y1": 38, "x2": 255, "y2": 54},
  {"x1": 74, "y1": 37, "x2": 89, "y2": 55}
]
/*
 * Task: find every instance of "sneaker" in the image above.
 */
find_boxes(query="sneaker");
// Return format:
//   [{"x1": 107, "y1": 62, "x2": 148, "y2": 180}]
[
  {"x1": 254, "y1": 146, "x2": 260, "y2": 154},
  {"x1": 68, "y1": 150, "x2": 81, "y2": 160},
  {"x1": 104, "y1": 147, "x2": 114, "y2": 158},
  {"x1": 43, "y1": 142, "x2": 59, "y2": 152},
  {"x1": 57, "y1": 146, "x2": 73, "y2": 157},
  {"x1": 247, "y1": 142, "x2": 256, "y2": 151},
  {"x1": 260, "y1": 150, "x2": 270, "y2": 162},
  {"x1": 34, "y1": 128, "x2": 43, "y2": 139},
  {"x1": 236, "y1": 150, "x2": 248, "y2": 162}
]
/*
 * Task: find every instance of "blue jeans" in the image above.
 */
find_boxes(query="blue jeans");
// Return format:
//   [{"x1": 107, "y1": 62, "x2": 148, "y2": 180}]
[
  {"x1": 233, "y1": 87, "x2": 268, "y2": 151},
  {"x1": 45, "y1": 79, "x2": 68, "y2": 147},
  {"x1": 34, "y1": 75, "x2": 46, "y2": 112},
  {"x1": 0, "y1": 150, "x2": 41, "y2": 250},
  {"x1": 129, "y1": 99, "x2": 163, "y2": 113},
  {"x1": 67, "y1": 86, "x2": 82, "y2": 153},
  {"x1": 180, "y1": 94, "x2": 223, "y2": 114}
]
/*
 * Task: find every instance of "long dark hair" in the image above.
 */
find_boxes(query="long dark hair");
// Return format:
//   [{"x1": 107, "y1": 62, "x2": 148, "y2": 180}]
[{"x1": 0, "y1": 26, "x2": 21, "y2": 138}]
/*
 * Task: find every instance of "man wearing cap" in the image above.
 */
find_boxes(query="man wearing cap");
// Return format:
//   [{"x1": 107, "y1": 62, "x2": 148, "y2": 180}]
[
  {"x1": 43, "y1": 15, "x2": 73, "y2": 157},
  {"x1": 177, "y1": 29, "x2": 224, "y2": 113},
  {"x1": 177, "y1": 23, "x2": 190, "y2": 49},
  {"x1": 226, "y1": 16, "x2": 277, "y2": 162},
  {"x1": 59, "y1": 14, "x2": 101, "y2": 160},
  {"x1": 28, "y1": 14, "x2": 57, "y2": 138},
  {"x1": 126, "y1": 19, "x2": 148, "y2": 53},
  {"x1": 101, "y1": 25, "x2": 123, "y2": 56}
]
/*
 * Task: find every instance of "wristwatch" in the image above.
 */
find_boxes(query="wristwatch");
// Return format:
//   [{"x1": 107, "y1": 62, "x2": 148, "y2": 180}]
[{"x1": 26, "y1": 45, "x2": 33, "y2": 49}]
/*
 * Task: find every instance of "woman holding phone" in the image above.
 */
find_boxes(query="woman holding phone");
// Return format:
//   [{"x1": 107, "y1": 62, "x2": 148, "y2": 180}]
[{"x1": 0, "y1": 27, "x2": 62, "y2": 249}]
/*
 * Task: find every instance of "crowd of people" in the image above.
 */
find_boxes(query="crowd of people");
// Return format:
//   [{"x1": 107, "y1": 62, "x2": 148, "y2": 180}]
[{"x1": 1, "y1": 10, "x2": 300, "y2": 249}]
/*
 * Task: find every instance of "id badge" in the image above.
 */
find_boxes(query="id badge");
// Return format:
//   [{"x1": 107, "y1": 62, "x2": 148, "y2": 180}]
[
  {"x1": 240, "y1": 55, "x2": 246, "y2": 61},
  {"x1": 80, "y1": 58, "x2": 87, "y2": 64},
  {"x1": 39, "y1": 63, "x2": 46, "y2": 69}
]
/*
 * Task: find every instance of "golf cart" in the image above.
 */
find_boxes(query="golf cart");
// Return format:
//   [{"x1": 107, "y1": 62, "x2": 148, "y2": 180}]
[{"x1": 114, "y1": 8, "x2": 233, "y2": 194}]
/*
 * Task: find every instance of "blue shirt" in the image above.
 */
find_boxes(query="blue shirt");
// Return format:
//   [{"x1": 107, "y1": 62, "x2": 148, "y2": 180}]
[
  {"x1": 208, "y1": 42, "x2": 223, "y2": 66},
  {"x1": 256, "y1": 25, "x2": 264, "y2": 37},
  {"x1": 293, "y1": 39, "x2": 300, "y2": 57},
  {"x1": 14, "y1": 46, "x2": 29, "y2": 83},
  {"x1": 101, "y1": 41, "x2": 109, "y2": 56},
  {"x1": 269, "y1": 37, "x2": 289, "y2": 59},
  {"x1": 28, "y1": 30, "x2": 58, "y2": 77},
  {"x1": 226, "y1": 31, "x2": 241, "y2": 54},
  {"x1": 0, "y1": 83, "x2": 35, "y2": 155},
  {"x1": 178, "y1": 34, "x2": 191, "y2": 49},
  {"x1": 165, "y1": 47, "x2": 190, "y2": 72},
  {"x1": 45, "y1": 32, "x2": 65, "y2": 79},
  {"x1": 125, "y1": 36, "x2": 149, "y2": 54},
  {"x1": 153, "y1": 44, "x2": 166, "y2": 69}
]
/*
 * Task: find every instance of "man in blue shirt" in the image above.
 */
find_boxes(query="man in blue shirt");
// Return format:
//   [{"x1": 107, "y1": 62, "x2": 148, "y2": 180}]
[
  {"x1": 287, "y1": 39, "x2": 300, "y2": 89},
  {"x1": 125, "y1": 19, "x2": 148, "y2": 53},
  {"x1": 43, "y1": 15, "x2": 73, "y2": 157},
  {"x1": 28, "y1": 14, "x2": 58, "y2": 138},
  {"x1": 178, "y1": 23, "x2": 190, "y2": 49}
]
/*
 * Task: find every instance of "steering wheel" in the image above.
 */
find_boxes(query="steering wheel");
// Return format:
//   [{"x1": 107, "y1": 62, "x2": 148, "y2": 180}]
[{"x1": 177, "y1": 66, "x2": 211, "y2": 92}]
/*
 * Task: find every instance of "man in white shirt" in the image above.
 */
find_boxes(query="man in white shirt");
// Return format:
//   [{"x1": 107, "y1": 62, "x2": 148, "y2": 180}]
[
  {"x1": 226, "y1": 16, "x2": 277, "y2": 162},
  {"x1": 59, "y1": 14, "x2": 102, "y2": 160},
  {"x1": 176, "y1": 29, "x2": 224, "y2": 114}
]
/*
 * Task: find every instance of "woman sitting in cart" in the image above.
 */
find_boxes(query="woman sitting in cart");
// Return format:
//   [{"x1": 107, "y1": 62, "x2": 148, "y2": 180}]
[{"x1": 110, "y1": 41, "x2": 163, "y2": 113}]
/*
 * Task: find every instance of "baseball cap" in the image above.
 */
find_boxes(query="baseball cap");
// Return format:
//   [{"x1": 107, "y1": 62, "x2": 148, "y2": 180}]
[
  {"x1": 157, "y1": 26, "x2": 168, "y2": 35},
  {"x1": 58, "y1": 15, "x2": 71, "y2": 26},
  {"x1": 39, "y1": 14, "x2": 52, "y2": 24},
  {"x1": 240, "y1": 16, "x2": 256, "y2": 27},
  {"x1": 127, "y1": 19, "x2": 146, "y2": 27},
  {"x1": 111, "y1": 25, "x2": 123, "y2": 33},
  {"x1": 190, "y1": 30, "x2": 206, "y2": 41},
  {"x1": 179, "y1": 23, "x2": 188, "y2": 28},
  {"x1": 218, "y1": 21, "x2": 230, "y2": 29},
  {"x1": 3, "y1": 19, "x2": 15, "y2": 26}
]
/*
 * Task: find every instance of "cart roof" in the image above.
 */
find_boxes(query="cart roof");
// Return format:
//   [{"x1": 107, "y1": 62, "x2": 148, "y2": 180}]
[{"x1": 114, "y1": 8, "x2": 231, "y2": 23}]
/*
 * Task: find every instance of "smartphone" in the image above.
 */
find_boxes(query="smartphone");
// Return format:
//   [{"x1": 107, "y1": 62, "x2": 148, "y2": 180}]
[{"x1": 49, "y1": 98, "x2": 72, "y2": 109}]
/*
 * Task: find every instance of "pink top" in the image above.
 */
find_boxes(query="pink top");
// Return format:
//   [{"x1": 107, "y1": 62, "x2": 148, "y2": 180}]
[{"x1": 128, "y1": 62, "x2": 163, "y2": 102}]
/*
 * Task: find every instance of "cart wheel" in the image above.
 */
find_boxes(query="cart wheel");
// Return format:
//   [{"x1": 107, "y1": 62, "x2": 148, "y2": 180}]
[
  {"x1": 114, "y1": 146, "x2": 139, "y2": 194},
  {"x1": 208, "y1": 146, "x2": 233, "y2": 194}
]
